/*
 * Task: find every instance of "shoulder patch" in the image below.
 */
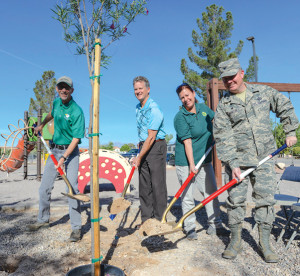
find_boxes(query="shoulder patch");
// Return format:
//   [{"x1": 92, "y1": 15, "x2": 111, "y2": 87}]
[{"x1": 202, "y1": 111, "x2": 207, "y2": 117}]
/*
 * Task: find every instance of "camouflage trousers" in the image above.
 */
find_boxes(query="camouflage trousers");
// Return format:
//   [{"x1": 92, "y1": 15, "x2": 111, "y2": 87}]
[{"x1": 224, "y1": 159, "x2": 276, "y2": 227}]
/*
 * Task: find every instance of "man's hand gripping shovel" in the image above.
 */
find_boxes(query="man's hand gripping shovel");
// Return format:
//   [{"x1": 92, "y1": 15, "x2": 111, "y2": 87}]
[
  {"x1": 36, "y1": 128, "x2": 90, "y2": 202},
  {"x1": 143, "y1": 144, "x2": 287, "y2": 237}
]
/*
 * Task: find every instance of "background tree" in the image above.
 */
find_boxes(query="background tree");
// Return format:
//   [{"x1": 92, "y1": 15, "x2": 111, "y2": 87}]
[
  {"x1": 100, "y1": 141, "x2": 114, "y2": 150},
  {"x1": 165, "y1": 134, "x2": 173, "y2": 144},
  {"x1": 180, "y1": 4, "x2": 254, "y2": 101},
  {"x1": 243, "y1": 56, "x2": 259, "y2": 82},
  {"x1": 29, "y1": 71, "x2": 57, "y2": 116},
  {"x1": 272, "y1": 123, "x2": 300, "y2": 156},
  {"x1": 127, "y1": 143, "x2": 136, "y2": 149},
  {"x1": 120, "y1": 144, "x2": 130, "y2": 152}
]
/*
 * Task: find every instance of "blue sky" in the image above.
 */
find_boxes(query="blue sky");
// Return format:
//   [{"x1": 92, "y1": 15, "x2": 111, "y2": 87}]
[{"x1": 1, "y1": 0, "x2": 300, "y2": 148}]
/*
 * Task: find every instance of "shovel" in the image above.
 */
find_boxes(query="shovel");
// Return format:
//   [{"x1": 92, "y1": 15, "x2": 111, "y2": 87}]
[
  {"x1": 109, "y1": 165, "x2": 136, "y2": 220},
  {"x1": 38, "y1": 131, "x2": 90, "y2": 202},
  {"x1": 145, "y1": 144, "x2": 287, "y2": 237},
  {"x1": 161, "y1": 142, "x2": 215, "y2": 223}
]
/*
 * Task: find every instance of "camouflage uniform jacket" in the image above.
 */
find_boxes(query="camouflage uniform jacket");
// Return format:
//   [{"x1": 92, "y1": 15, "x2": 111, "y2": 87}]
[{"x1": 213, "y1": 83, "x2": 299, "y2": 169}]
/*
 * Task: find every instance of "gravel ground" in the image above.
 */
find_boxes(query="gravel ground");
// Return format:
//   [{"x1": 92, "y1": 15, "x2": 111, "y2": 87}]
[{"x1": 0, "y1": 203, "x2": 299, "y2": 276}]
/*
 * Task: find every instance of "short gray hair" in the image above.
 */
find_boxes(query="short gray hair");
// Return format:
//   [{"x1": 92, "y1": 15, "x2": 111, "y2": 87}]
[{"x1": 133, "y1": 76, "x2": 150, "y2": 88}]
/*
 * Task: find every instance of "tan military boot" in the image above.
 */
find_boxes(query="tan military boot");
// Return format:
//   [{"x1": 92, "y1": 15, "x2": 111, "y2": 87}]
[
  {"x1": 258, "y1": 224, "x2": 279, "y2": 263},
  {"x1": 222, "y1": 223, "x2": 242, "y2": 259}
]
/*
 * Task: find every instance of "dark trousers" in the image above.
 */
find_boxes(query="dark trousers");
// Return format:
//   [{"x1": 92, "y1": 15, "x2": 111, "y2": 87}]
[{"x1": 139, "y1": 140, "x2": 167, "y2": 223}]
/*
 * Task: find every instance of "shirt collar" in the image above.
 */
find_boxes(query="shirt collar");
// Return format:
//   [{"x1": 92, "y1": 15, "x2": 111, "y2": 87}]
[
  {"x1": 59, "y1": 97, "x2": 74, "y2": 108},
  {"x1": 137, "y1": 97, "x2": 152, "y2": 110}
]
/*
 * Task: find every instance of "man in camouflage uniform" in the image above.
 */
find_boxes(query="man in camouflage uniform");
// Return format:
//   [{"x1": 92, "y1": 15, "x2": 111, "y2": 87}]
[{"x1": 213, "y1": 58, "x2": 299, "y2": 262}]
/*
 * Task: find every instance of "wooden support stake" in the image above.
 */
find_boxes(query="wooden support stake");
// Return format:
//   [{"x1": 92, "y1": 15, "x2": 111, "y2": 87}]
[{"x1": 91, "y1": 38, "x2": 101, "y2": 276}]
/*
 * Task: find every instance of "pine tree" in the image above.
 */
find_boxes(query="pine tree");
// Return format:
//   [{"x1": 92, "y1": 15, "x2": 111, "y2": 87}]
[
  {"x1": 29, "y1": 71, "x2": 57, "y2": 116},
  {"x1": 180, "y1": 4, "x2": 244, "y2": 100},
  {"x1": 243, "y1": 56, "x2": 259, "y2": 82}
]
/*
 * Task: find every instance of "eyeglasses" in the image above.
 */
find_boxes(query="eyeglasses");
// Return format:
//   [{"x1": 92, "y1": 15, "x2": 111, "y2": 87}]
[{"x1": 176, "y1": 83, "x2": 193, "y2": 94}]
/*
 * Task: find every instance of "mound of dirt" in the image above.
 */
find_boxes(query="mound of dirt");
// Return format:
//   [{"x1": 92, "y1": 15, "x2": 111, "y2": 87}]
[
  {"x1": 109, "y1": 198, "x2": 131, "y2": 214},
  {"x1": 139, "y1": 218, "x2": 174, "y2": 236}
]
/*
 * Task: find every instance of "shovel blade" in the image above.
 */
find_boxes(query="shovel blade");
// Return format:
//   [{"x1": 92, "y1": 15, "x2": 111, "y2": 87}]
[
  {"x1": 61, "y1": 192, "x2": 90, "y2": 202},
  {"x1": 147, "y1": 227, "x2": 183, "y2": 237}
]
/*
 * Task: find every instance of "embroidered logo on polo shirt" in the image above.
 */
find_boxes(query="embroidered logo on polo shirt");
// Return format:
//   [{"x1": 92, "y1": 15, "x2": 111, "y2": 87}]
[
  {"x1": 202, "y1": 112, "x2": 207, "y2": 117},
  {"x1": 64, "y1": 114, "x2": 70, "y2": 120}
]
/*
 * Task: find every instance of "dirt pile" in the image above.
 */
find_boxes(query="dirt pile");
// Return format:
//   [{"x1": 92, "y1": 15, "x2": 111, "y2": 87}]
[
  {"x1": 139, "y1": 218, "x2": 174, "y2": 236},
  {"x1": 109, "y1": 198, "x2": 131, "y2": 215}
]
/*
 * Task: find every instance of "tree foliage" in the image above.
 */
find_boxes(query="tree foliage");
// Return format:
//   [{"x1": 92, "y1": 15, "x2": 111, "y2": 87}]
[
  {"x1": 52, "y1": 0, "x2": 148, "y2": 163},
  {"x1": 272, "y1": 123, "x2": 300, "y2": 155},
  {"x1": 165, "y1": 134, "x2": 173, "y2": 144},
  {"x1": 100, "y1": 141, "x2": 114, "y2": 150},
  {"x1": 127, "y1": 143, "x2": 136, "y2": 149},
  {"x1": 52, "y1": 0, "x2": 148, "y2": 74},
  {"x1": 29, "y1": 71, "x2": 57, "y2": 116},
  {"x1": 243, "y1": 56, "x2": 259, "y2": 82},
  {"x1": 120, "y1": 144, "x2": 130, "y2": 152},
  {"x1": 180, "y1": 4, "x2": 253, "y2": 101}
]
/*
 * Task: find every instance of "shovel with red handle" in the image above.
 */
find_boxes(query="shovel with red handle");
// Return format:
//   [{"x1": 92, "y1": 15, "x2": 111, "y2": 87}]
[
  {"x1": 109, "y1": 152, "x2": 140, "y2": 220},
  {"x1": 109, "y1": 165, "x2": 136, "y2": 220},
  {"x1": 161, "y1": 141, "x2": 215, "y2": 223},
  {"x1": 147, "y1": 144, "x2": 287, "y2": 236},
  {"x1": 37, "y1": 129, "x2": 90, "y2": 202}
]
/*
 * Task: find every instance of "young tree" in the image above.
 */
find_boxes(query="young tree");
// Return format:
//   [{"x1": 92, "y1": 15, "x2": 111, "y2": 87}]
[
  {"x1": 180, "y1": 4, "x2": 247, "y2": 101},
  {"x1": 52, "y1": 0, "x2": 148, "y2": 159},
  {"x1": 52, "y1": 3, "x2": 148, "y2": 271},
  {"x1": 29, "y1": 71, "x2": 57, "y2": 116}
]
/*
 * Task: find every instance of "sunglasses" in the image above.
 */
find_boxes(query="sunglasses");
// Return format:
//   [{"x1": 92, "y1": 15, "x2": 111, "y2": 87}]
[{"x1": 57, "y1": 83, "x2": 72, "y2": 90}]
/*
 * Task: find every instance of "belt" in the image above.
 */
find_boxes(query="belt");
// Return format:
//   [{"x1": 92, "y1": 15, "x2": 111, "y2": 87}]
[
  {"x1": 50, "y1": 143, "x2": 69, "y2": 150},
  {"x1": 139, "y1": 139, "x2": 165, "y2": 147}
]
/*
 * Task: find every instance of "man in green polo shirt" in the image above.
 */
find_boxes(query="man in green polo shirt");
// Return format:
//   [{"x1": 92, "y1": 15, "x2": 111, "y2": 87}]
[{"x1": 27, "y1": 76, "x2": 85, "y2": 242}]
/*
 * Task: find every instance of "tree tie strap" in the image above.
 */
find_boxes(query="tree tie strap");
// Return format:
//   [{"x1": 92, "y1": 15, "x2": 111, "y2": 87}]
[
  {"x1": 93, "y1": 42, "x2": 103, "y2": 48},
  {"x1": 92, "y1": 255, "x2": 103, "y2": 263},
  {"x1": 88, "y1": 133, "x2": 102, "y2": 137},
  {"x1": 91, "y1": 217, "x2": 102, "y2": 222}
]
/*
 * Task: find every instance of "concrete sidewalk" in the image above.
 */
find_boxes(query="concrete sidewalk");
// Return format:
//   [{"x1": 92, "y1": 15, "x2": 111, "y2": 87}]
[{"x1": 0, "y1": 157, "x2": 299, "y2": 212}]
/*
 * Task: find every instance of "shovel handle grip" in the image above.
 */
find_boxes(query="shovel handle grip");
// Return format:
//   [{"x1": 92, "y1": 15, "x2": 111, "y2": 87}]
[
  {"x1": 121, "y1": 166, "x2": 136, "y2": 197},
  {"x1": 174, "y1": 142, "x2": 215, "y2": 199},
  {"x1": 202, "y1": 178, "x2": 238, "y2": 206},
  {"x1": 174, "y1": 172, "x2": 195, "y2": 199},
  {"x1": 201, "y1": 144, "x2": 288, "y2": 207},
  {"x1": 127, "y1": 166, "x2": 135, "y2": 184},
  {"x1": 49, "y1": 154, "x2": 64, "y2": 176}
]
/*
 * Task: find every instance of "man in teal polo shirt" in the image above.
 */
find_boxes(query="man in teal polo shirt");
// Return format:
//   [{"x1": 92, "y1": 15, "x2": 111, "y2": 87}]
[
  {"x1": 27, "y1": 76, "x2": 85, "y2": 242},
  {"x1": 132, "y1": 76, "x2": 168, "y2": 227}
]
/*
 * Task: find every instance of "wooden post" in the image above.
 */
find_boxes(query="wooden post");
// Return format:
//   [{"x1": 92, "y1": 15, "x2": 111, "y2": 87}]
[
  {"x1": 91, "y1": 39, "x2": 101, "y2": 276},
  {"x1": 37, "y1": 109, "x2": 42, "y2": 181},
  {"x1": 23, "y1": 111, "x2": 28, "y2": 179},
  {"x1": 207, "y1": 78, "x2": 222, "y2": 188}
]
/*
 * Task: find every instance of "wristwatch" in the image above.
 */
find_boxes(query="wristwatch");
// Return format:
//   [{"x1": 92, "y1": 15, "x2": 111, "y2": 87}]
[{"x1": 60, "y1": 155, "x2": 67, "y2": 161}]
